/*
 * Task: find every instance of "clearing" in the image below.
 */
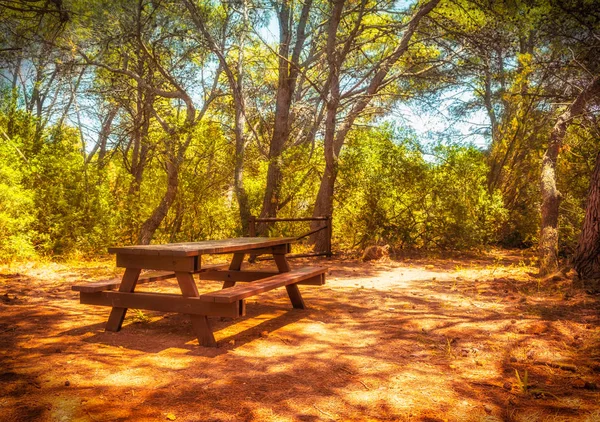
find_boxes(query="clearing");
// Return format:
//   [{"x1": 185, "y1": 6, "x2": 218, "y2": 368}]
[{"x1": 1, "y1": 250, "x2": 599, "y2": 421}]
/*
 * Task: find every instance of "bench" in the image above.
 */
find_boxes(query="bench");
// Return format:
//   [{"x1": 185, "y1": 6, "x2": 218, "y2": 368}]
[
  {"x1": 72, "y1": 264, "x2": 229, "y2": 293},
  {"x1": 199, "y1": 266, "x2": 327, "y2": 306}
]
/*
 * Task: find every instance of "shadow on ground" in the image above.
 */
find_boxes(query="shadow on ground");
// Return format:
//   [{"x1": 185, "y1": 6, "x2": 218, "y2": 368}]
[{"x1": 1, "y1": 254, "x2": 599, "y2": 421}]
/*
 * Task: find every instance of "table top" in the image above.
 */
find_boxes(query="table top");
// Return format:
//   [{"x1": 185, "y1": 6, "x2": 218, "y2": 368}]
[{"x1": 107, "y1": 237, "x2": 296, "y2": 257}]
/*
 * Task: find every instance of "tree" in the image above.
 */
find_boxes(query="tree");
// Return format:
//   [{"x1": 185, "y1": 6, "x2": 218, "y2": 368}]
[
  {"x1": 182, "y1": 0, "x2": 254, "y2": 234},
  {"x1": 540, "y1": 75, "x2": 600, "y2": 275},
  {"x1": 257, "y1": 0, "x2": 320, "y2": 225},
  {"x1": 573, "y1": 146, "x2": 600, "y2": 281},
  {"x1": 311, "y1": 0, "x2": 441, "y2": 250},
  {"x1": 78, "y1": 0, "x2": 223, "y2": 244}
]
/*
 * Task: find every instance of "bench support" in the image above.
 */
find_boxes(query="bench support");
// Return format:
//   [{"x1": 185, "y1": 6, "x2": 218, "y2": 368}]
[
  {"x1": 273, "y1": 249, "x2": 303, "y2": 308},
  {"x1": 105, "y1": 268, "x2": 141, "y2": 332},
  {"x1": 285, "y1": 284, "x2": 306, "y2": 309}
]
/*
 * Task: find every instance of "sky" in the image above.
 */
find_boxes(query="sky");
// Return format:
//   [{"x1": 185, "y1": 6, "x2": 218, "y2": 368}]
[
  {"x1": 391, "y1": 99, "x2": 490, "y2": 150},
  {"x1": 257, "y1": 5, "x2": 491, "y2": 151}
]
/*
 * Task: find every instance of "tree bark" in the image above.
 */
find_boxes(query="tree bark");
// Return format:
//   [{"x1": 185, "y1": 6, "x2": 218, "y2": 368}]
[
  {"x1": 233, "y1": 2, "x2": 251, "y2": 235},
  {"x1": 539, "y1": 75, "x2": 600, "y2": 275},
  {"x1": 86, "y1": 105, "x2": 118, "y2": 166},
  {"x1": 573, "y1": 151, "x2": 600, "y2": 280}
]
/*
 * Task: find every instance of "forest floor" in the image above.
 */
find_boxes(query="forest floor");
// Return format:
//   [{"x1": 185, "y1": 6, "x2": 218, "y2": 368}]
[{"x1": 1, "y1": 249, "x2": 599, "y2": 422}]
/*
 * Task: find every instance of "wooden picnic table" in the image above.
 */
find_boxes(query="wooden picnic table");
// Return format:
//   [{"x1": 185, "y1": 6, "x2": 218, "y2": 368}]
[{"x1": 72, "y1": 237, "x2": 326, "y2": 346}]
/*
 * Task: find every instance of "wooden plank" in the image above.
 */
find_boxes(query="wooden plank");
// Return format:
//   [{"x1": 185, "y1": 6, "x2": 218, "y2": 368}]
[
  {"x1": 223, "y1": 252, "x2": 245, "y2": 289},
  {"x1": 245, "y1": 244, "x2": 291, "y2": 256},
  {"x1": 73, "y1": 264, "x2": 230, "y2": 293},
  {"x1": 200, "y1": 270, "x2": 324, "y2": 285},
  {"x1": 256, "y1": 251, "x2": 330, "y2": 261},
  {"x1": 298, "y1": 274, "x2": 326, "y2": 286},
  {"x1": 108, "y1": 237, "x2": 296, "y2": 257},
  {"x1": 199, "y1": 267, "x2": 327, "y2": 304},
  {"x1": 203, "y1": 270, "x2": 279, "y2": 282},
  {"x1": 80, "y1": 291, "x2": 241, "y2": 318},
  {"x1": 273, "y1": 253, "x2": 291, "y2": 272},
  {"x1": 286, "y1": 284, "x2": 306, "y2": 309},
  {"x1": 175, "y1": 271, "x2": 199, "y2": 297},
  {"x1": 72, "y1": 271, "x2": 178, "y2": 293},
  {"x1": 72, "y1": 278, "x2": 121, "y2": 293},
  {"x1": 199, "y1": 263, "x2": 229, "y2": 272},
  {"x1": 116, "y1": 254, "x2": 197, "y2": 272}
]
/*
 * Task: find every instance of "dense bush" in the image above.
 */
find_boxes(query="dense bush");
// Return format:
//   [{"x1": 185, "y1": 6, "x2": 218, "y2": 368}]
[
  {"x1": 0, "y1": 129, "x2": 36, "y2": 261},
  {"x1": 0, "y1": 105, "x2": 589, "y2": 261},
  {"x1": 335, "y1": 126, "x2": 507, "y2": 250}
]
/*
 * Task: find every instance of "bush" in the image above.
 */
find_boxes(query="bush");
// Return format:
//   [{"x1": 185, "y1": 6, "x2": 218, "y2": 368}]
[{"x1": 335, "y1": 126, "x2": 507, "y2": 251}]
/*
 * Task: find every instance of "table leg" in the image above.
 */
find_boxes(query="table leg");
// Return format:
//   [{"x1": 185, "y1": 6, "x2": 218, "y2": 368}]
[
  {"x1": 176, "y1": 271, "x2": 216, "y2": 347},
  {"x1": 223, "y1": 253, "x2": 245, "y2": 289},
  {"x1": 273, "y1": 254, "x2": 291, "y2": 272},
  {"x1": 105, "y1": 267, "x2": 141, "y2": 332},
  {"x1": 273, "y1": 251, "x2": 306, "y2": 309}
]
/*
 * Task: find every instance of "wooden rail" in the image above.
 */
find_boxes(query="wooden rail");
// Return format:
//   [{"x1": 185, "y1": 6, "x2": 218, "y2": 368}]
[{"x1": 248, "y1": 215, "x2": 332, "y2": 258}]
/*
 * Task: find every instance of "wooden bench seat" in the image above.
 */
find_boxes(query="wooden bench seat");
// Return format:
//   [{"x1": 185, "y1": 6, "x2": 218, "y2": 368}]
[
  {"x1": 199, "y1": 266, "x2": 327, "y2": 304},
  {"x1": 72, "y1": 263, "x2": 229, "y2": 293}
]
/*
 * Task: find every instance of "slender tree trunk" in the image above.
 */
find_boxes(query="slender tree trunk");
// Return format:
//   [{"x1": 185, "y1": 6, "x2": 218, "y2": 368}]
[
  {"x1": 137, "y1": 158, "x2": 180, "y2": 245},
  {"x1": 182, "y1": 0, "x2": 253, "y2": 235},
  {"x1": 6, "y1": 56, "x2": 21, "y2": 138},
  {"x1": 257, "y1": 0, "x2": 312, "y2": 231},
  {"x1": 573, "y1": 151, "x2": 600, "y2": 280},
  {"x1": 539, "y1": 136, "x2": 562, "y2": 275},
  {"x1": 539, "y1": 75, "x2": 600, "y2": 275},
  {"x1": 260, "y1": 28, "x2": 292, "y2": 222},
  {"x1": 87, "y1": 106, "x2": 118, "y2": 166},
  {"x1": 310, "y1": 0, "x2": 343, "y2": 250},
  {"x1": 233, "y1": 1, "x2": 251, "y2": 234},
  {"x1": 234, "y1": 103, "x2": 251, "y2": 233}
]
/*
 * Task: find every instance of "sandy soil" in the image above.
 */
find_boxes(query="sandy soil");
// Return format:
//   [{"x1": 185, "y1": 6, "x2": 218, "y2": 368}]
[{"x1": 1, "y1": 250, "x2": 599, "y2": 421}]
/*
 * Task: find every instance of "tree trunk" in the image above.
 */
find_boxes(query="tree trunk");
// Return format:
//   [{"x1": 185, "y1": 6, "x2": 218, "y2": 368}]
[
  {"x1": 234, "y1": 103, "x2": 251, "y2": 234},
  {"x1": 573, "y1": 151, "x2": 600, "y2": 280},
  {"x1": 137, "y1": 158, "x2": 180, "y2": 245},
  {"x1": 539, "y1": 75, "x2": 600, "y2": 275},
  {"x1": 310, "y1": 0, "x2": 342, "y2": 249},
  {"x1": 87, "y1": 106, "x2": 118, "y2": 166},
  {"x1": 233, "y1": 1, "x2": 251, "y2": 235},
  {"x1": 259, "y1": 2, "x2": 293, "y2": 224},
  {"x1": 539, "y1": 139, "x2": 561, "y2": 275},
  {"x1": 183, "y1": 0, "x2": 251, "y2": 234},
  {"x1": 311, "y1": 96, "x2": 340, "y2": 250},
  {"x1": 257, "y1": 0, "x2": 313, "y2": 232}
]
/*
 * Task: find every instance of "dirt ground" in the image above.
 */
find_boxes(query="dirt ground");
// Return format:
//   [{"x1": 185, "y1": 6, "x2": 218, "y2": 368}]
[{"x1": 1, "y1": 249, "x2": 599, "y2": 422}]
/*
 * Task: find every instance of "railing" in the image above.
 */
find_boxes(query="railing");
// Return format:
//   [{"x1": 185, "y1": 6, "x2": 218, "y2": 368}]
[{"x1": 248, "y1": 215, "x2": 332, "y2": 258}]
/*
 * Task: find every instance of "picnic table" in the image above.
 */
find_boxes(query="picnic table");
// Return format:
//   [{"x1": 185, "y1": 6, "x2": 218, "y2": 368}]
[{"x1": 72, "y1": 237, "x2": 327, "y2": 346}]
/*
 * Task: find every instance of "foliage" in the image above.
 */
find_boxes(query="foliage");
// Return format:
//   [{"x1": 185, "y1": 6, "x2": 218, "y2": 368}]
[
  {"x1": 0, "y1": 127, "x2": 35, "y2": 261},
  {"x1": 335, "y1": 126, "x2": 507, "y2": 250},
  {"x1": 0, "y1": 0, "x2": 598, "y2": 262},
  {"x1": 27, "y1": 127, "x2": 117, "y2": 255}
]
